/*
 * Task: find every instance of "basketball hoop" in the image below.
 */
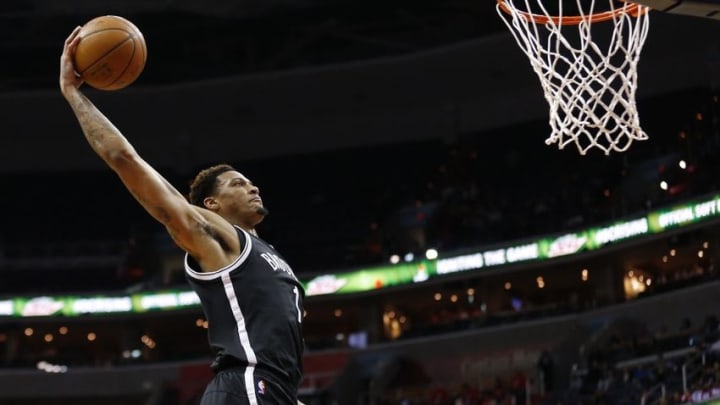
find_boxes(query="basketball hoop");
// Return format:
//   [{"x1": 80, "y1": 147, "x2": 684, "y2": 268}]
[{"x1": 496, "y1": 0, "x2": 652, "y2": 155}]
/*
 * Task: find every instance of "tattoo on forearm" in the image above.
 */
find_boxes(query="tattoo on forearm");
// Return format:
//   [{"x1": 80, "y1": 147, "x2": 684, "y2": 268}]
[{"x1": 71, "y1": 92, "x2": 122, "y2": 153}]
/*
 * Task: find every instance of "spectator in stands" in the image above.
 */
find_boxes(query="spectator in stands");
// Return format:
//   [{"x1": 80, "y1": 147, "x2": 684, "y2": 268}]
[
  {"x1": 509, "y1": 370, "x2": 527, "y2": 405},
  {"x1": 429, "y1": 385, "x2": 450, "y2": 405},
  {"x1": 537, "y1": 350, "x2": 555, "y2": 394},
  {"x1": 703, "y1": 314, "x2": 720, "y2": 344},
  {"x1": 453, "y1": 383, "x2": 480, "y2": 405},
  {"x1": 118, "y1": 232, "x2": 163, "y2": 288}
]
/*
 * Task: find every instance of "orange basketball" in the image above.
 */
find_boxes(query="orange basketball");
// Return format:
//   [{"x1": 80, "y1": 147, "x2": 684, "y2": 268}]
[{"x1": 73, "y1": 15, "x2": 147, "y2": 91}]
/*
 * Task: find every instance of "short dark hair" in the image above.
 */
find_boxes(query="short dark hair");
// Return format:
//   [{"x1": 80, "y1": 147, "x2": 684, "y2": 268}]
[{"x1": 188, "y1": 164, "x2": 236, "y2": 207}]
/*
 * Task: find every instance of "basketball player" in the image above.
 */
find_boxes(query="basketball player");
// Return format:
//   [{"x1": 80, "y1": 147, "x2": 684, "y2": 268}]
[{"x1": 59, "y1": 27, "x2": 306, "y2": 405}]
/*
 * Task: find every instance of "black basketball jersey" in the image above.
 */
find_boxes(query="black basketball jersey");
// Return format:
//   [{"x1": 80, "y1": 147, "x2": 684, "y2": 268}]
[{"x1": 184, "y1": 226, "x2": 305, "y2": 399}]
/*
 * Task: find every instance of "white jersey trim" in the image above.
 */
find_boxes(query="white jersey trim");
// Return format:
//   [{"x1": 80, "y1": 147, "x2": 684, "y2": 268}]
[
  {"x1": 222, "y1": 271, "x2": 258, "y2": 404},
  {"x1": 183, "y1": 226, "x2": 253, "y2": 281}
]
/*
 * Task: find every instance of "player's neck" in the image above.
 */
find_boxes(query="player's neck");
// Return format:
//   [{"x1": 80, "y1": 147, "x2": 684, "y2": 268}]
[{"x1": 234, "y1": 223, "x2": 258, "y2": 237}]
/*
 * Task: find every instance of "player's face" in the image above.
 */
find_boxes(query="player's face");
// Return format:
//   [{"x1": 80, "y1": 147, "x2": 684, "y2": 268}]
[{"x1": 213, "y1": 171, "x2": 266, "y2": 222}]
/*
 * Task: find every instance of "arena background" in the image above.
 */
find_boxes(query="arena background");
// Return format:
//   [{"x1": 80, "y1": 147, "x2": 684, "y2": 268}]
[{"x1": 1, "y1": 1, "x2": 720, "y2": 404}]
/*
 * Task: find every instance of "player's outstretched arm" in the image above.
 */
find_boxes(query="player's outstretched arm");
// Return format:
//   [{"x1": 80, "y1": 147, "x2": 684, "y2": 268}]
[{"x1": 58, "y1": 27, "x2": 237, "y2": 263}]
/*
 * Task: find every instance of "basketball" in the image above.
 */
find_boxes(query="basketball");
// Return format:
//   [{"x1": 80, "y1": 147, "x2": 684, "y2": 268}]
[{"x1": 73, "y1": 15, "x2": 147, "y2": 91}]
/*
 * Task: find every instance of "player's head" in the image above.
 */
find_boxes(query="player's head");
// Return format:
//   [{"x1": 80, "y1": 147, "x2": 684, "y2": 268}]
[{"x1": 189, "y1": 164, "x2": 268, "y2": 227}]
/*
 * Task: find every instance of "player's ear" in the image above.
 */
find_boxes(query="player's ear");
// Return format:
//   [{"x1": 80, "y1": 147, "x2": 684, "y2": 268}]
[{"x1": 203, "y1": 196, "x2": 219, "y2": 211}]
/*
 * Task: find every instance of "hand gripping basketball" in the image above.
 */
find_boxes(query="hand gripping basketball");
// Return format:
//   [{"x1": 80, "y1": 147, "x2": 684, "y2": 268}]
[{"x1": 73, "y1": 15, "x2": 147, "y2": 91}]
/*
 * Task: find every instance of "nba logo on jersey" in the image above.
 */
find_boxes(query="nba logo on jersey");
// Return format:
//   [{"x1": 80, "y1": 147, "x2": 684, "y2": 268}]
[{"x1": 257, "y1": 379, "x2": 266, "y2": 395}]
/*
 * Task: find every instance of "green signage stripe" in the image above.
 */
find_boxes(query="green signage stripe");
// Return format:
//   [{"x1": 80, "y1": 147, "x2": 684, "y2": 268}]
[{"x1": 2, "y1": 195, "x2": 719, "y2": 315}]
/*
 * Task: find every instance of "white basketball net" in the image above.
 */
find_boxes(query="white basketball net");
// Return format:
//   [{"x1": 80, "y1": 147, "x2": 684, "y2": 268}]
[{"x1": 496, "y1": 0, "x2": 651, "y2": 155}]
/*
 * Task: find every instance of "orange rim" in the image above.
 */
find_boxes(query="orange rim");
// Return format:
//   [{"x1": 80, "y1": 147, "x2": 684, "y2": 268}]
[{"x1": 496, "y1": 0, "x2": 649, "y2": 25}]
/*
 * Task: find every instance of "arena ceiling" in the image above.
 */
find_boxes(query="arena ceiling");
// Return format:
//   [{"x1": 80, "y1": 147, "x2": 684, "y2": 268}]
[{"x1": 0, "y1": 0, "x2": 505, "y2": 91}]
